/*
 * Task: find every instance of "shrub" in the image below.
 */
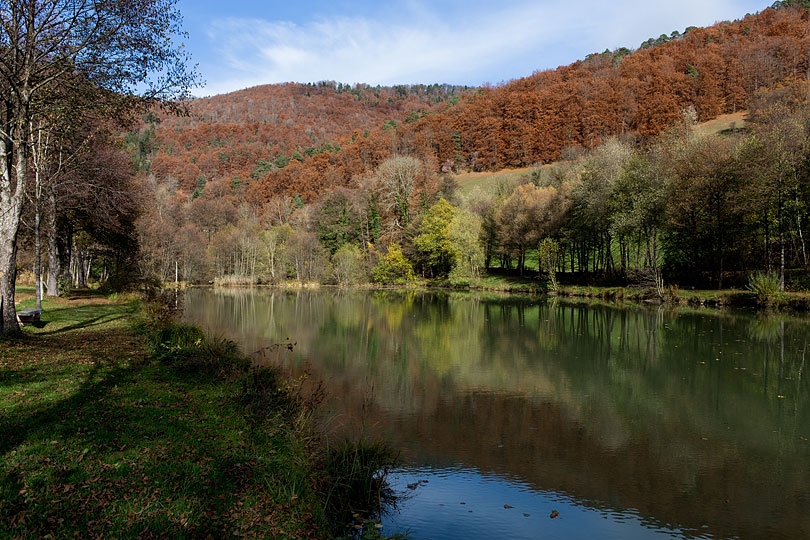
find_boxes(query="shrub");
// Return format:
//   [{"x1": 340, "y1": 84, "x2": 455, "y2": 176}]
[
  {"x1": 371, "y1": 245, "x2": 414, "y2": 285},
  {"x1": 332, "y1": 244, "x2": 366, "y2": 286},
  {"x1": 748, "y1": 271, "x2": 781, "y2": 304}
]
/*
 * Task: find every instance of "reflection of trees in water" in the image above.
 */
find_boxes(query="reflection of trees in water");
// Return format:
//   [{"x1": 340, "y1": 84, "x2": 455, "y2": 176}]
[
  {"x1": 184, "y1": 289, "x2": 810, "y2": 540},
  {"x1": 186, "y1": 290, "x2": 810, "y2": 439},
  {"x1": 185, "y1": 290, "x2": 810, "y2": 438},
  {"x1": 746, "y1": 314, "x2": 809, "y2": 422}
]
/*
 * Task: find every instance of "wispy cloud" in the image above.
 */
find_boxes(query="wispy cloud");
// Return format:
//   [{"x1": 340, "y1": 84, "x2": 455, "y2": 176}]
[{"x1": 199, "y1": 0, "x2": 761, "y2": 96}]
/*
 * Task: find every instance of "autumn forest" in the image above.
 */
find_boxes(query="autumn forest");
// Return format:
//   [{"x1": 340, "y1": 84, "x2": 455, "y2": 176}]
[{"x1": 9, "y1": 2, "x2": 810, "y2": 322}]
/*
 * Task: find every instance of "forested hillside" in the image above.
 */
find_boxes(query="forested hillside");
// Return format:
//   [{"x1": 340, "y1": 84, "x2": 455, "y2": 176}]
[
  {"x1": 138, "y1": 4, "x2": 810, "y2": 206},
  {"x1": 138, "y1": 82, "x2": 470, "y2": 196},
  {"x1": 126, "y1": 4, "x2": 810, "y2": 292},
  {"x1": 8, "y1": 3, "x2": 810, "y2": 302}
]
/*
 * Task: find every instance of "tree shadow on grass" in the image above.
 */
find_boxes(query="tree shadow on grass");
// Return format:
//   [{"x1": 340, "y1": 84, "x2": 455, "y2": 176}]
[
  {"x1": 0, "y1": 364, "x2": 84, "y2": 389},
  {"x1": 34, "y1": 304, "x2": 135, "y2": 336},
  {"x1": 0, "y1": 363, "x2": 109, "y2": 455},
  {"x1": 0, "y1": 361, "x2": 316, "y2": 538}
]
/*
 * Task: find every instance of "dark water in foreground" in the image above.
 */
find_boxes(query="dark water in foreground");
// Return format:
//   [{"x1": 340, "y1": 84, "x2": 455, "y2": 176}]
[{"x1": 183, "y1": 288, "x2": 810, "y2": 540}]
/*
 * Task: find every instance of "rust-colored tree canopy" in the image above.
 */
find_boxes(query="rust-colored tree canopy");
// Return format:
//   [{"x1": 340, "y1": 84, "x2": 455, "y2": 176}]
[
  {"x1": 143, "y1": 5, "x2": 810, "y2": 206},
  {"x1": 143, "y1": 82, "x2": 467, "y2": 199}
]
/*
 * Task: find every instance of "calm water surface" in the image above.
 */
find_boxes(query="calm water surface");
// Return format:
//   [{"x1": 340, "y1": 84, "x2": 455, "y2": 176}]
[{"x1": 183, "y1": 289, "x2": 810, "y2": 540}]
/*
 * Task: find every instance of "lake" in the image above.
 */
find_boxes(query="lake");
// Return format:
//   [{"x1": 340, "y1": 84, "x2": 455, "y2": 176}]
[{"x1": 183, "y1": 288, "x2": 810, "y2": 540}]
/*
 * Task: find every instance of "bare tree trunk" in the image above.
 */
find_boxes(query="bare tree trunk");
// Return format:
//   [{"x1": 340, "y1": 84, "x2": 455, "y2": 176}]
[
  {"x1": 46, "y1": 191, "x2": 59, "y2": 296},
  {"x1": 46, "y1": 237, "x2": 59, "y2": 295},
  {"x1": 59, "y1": 221, "x2": 73, "y2": 295},
  {"x1": 795, "y1": 197, "x2": 808, "y2": 268},
  {"x1": 46, "y1": 210, "x2": 72, "y2": 296},
  {"x1": 0, "y1": 131, "x2": 24, "y2": 334},
  {"x1": 31, "y1": 119, "x2": 48, "y2": 309},
  {"x1": 34, "y1": 187, "x2": 42, "y2": 310},
  {"x1": 780, "y1": 229, "x2": 786, "y2": 292},
  {"x1": 75, "y1": 248, "x2": 88, "y2": 289},
  {"x1": 779, "y1": 179, "x2": 785, "y2": 292},
  {"x1": 0, "y1": 224, "x2": 20, "y2": 334},
  {"x1": 765, "y1": 209, "x2": 771, "y2": 273}
]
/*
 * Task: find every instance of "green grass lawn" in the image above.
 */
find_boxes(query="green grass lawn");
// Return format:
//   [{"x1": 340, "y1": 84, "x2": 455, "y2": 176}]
[
  {"x1": 449, "y1": 112, "x2": 746, "y2": 199},
  {"x1": 452, "y1": 167, "x2": 532, "y2": 196},
  {"x1": 1, "y1": 292, "x2": 324, "y2": 539},
  {"x1": 694, "y1": 110, "x2": 748, "y2": 137},
  {"x1": 474, "y1": 273, "x2": 543, "y2": 293}
]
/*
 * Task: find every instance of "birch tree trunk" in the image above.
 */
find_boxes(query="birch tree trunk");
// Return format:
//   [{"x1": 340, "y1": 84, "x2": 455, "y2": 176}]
[
  {"x1": 34, "y1": 189, "x2": 42, "y2": 309},
  {"x1": 45, "y1": 193, "x2": 59, "y2": 296},
  {"x1": 0, "y1": 118, "x2": 27, "y2": 334},
  {"x1": 0, "y1": 212, "x2": 20, "y2": 333}
]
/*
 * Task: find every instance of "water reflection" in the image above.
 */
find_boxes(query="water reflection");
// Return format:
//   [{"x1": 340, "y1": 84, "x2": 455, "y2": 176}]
[{"x1": 184, "y1": 289, "x2": 810, "y2": 540}]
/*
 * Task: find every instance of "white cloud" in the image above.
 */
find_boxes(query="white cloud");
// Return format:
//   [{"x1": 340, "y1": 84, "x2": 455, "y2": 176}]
[{"x1": 199, "y1": 0, "x2": 762, "y2": 96}]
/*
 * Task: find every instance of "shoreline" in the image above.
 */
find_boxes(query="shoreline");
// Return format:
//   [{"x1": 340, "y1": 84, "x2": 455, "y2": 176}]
[{"x1": 166, "y1": 279, "x2": 810, "y2": 313}]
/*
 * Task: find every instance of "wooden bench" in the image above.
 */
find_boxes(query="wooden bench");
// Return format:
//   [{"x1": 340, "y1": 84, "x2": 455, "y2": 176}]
[{"x1": 16, "y1": 308, "x2": 43, "y2": 326}]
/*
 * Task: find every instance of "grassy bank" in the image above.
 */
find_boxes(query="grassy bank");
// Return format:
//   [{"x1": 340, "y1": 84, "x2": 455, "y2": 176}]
[
  {"x1": 192, "y1": 267, "x2": 810, "y2": 313},
  {"x1": 1, "y1": 291, "x2": 393, "y2": 539},
  {"x1": 552, "y1": 284, "x2": 810, "y2": 310},
  {"x1": 392, "y1": 273, "x2": 810, "y2": 311},
  {"x1": 194, "y1": 274, "x2": 784, "y2": 310}
]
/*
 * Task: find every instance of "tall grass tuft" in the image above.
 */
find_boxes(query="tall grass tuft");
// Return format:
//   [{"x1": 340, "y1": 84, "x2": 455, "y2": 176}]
[
  {"x1": 748, "y1": 271, "x2": 781, "y2": 304},
  {"x1": 320, "y1": 438, "x2": 398, "y2": 531},
  {"x1": 144, "y1": 321, "x2": 249, "y2": 379}
]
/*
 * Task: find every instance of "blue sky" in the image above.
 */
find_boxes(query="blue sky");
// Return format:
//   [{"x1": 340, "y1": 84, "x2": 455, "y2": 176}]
[{"x1": 177, "y1": 0, "x2": 769, "y2": 97}]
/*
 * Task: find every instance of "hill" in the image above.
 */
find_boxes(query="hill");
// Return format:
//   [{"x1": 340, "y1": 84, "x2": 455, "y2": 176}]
[
  {"x1": 138, "y1": 4, "x2": 808, "y2": 204},
  {"x1": 130, "y1": 3, "x2": 810, "y2": 291},
  {"x1": 132, "y1": 82, "x2": 470, "y2": 195}
]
